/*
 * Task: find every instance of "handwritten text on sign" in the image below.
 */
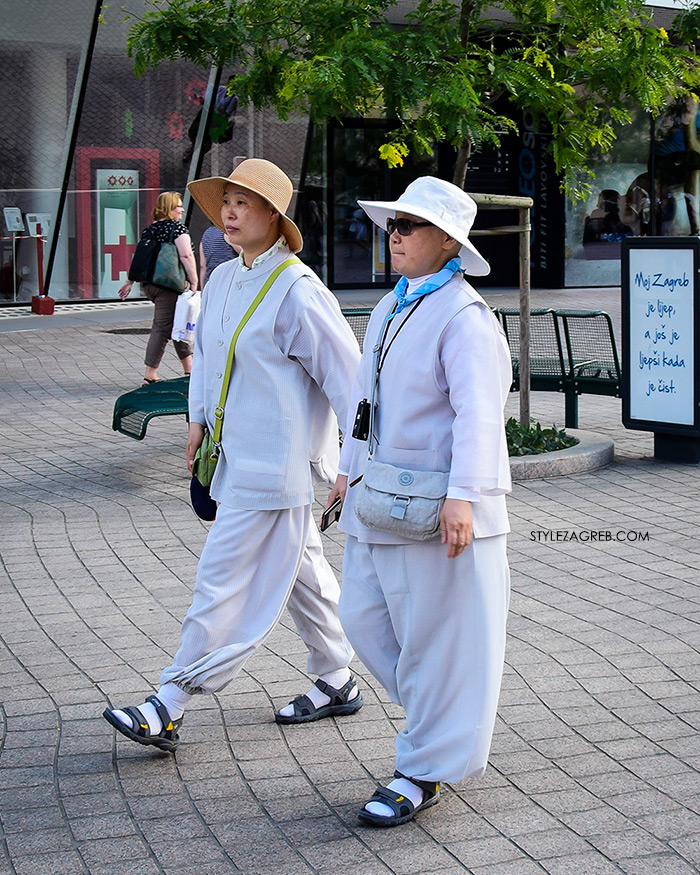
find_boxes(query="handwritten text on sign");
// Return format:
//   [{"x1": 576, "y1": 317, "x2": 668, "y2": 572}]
[{"x1": 628, "y1": 248, "x2": 694, "y2": 425}]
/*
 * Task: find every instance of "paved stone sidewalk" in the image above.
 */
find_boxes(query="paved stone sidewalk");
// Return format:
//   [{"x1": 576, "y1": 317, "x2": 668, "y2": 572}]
[{"x1": 0, "y1": 293, "x2": 699, "y2": 875}]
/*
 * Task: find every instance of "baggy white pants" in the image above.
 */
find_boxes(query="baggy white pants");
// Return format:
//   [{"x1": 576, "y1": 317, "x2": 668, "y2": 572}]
[
  {"x1": 159, "y1": 504, "x2": 354, "y2": 695},
  {"x1": 339, "y1": 534, "x2": 509, "y2": 783}
]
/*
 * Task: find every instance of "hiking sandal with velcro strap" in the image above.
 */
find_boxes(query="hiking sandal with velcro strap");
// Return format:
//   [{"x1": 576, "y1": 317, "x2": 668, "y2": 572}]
[
  {"x1": 103, "y1": 695, "x2": 183, "y2": 752},
  {"x1": 274, "y1": 675, "x2": 363, "y2": 724},
  {"x1": 357, "y1": 772, "x2": 441, "y2": 827}
]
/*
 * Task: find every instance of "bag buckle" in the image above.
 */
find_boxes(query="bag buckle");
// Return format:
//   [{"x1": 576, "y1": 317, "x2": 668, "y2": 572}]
[
  {"x1": 390, "y1": 495, "x2": 411, "y2": 520},
  {"x1": 214, "y1": 406, "x2": 224, "y2": 420},
  {"x1": 209, "y1": 443, "x2": 221, "y2": 463}
]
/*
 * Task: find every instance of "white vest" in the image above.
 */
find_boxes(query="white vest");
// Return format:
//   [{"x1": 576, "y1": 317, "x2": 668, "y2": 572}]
[
  {"x1": 339, "y1": 276, "x2": 512, "y2": 543},
  {"x1": 198, "y1": 251, "x2": 343, "y2": 510}
]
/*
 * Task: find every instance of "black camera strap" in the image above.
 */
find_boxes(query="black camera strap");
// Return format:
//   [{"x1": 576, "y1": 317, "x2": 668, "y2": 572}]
[
  {"x1": 367, "y1": 296, "x2": 425, "y2": 452},
  {"x1": 374, "y1": 296, "x2": 425, "y2": 375}
]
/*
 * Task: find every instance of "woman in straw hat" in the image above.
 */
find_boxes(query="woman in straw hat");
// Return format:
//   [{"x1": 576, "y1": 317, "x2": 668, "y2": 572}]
[
  {"x1": 104, "y1": 159, "x2": 362, "y2": 751},
  {"x1": 326, "y1": 176, "x2": 512, "y2": 826}
]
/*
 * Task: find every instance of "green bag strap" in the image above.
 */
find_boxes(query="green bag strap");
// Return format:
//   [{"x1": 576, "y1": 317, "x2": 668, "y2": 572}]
[{"x1": 211, "y1": 256, "x2": 300, "y2": 444}]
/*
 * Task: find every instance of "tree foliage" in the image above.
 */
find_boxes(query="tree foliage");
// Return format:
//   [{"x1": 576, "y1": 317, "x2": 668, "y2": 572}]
[{"x1": 124, "y1": 0, "x2": 700, "y2": 197}]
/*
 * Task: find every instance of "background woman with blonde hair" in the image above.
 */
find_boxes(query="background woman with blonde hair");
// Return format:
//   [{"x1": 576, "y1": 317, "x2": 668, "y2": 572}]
[{"x1": 119, "y1": 191, "x2": 199, "y2": 384}]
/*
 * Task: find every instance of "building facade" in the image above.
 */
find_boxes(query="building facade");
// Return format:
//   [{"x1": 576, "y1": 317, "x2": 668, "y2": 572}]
[
  {"x1": 0, "y1": 0, "x2": 693, "y2": 304},
  {"x1": 1, "y1": 0, "x2": 308, "y2": 304}
]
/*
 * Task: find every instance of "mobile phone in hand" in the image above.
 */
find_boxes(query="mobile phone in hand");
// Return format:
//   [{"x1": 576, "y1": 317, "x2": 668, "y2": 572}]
[{"x1": 320, "y1": 496, "x2": 342, "y2": 532}]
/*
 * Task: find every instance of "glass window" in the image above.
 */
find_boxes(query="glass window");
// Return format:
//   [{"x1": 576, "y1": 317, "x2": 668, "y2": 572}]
[
  {"x1": 565, "y1": 107, "x2": 650, "y2": 287},
  {"x1": 1, "y1": 1, "x2": 310, "y2": 303},
  {"x1": 0, "y1": 0, "x2": 98, "y2": 303},
  {"x1": 565, "y1": 99, "x2": 700, "y2": 287},
  {"x1": 652, "y1": 97, "x2": 700, "y2": 237},
  {"x1": 327, "y1": 122, "x2": 437, "y2": 288}
]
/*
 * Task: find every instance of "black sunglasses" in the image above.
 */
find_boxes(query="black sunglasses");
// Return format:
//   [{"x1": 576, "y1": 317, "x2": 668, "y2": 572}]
[{"x1": 386, "y1": 217, "x2": 432, "y2": 236}]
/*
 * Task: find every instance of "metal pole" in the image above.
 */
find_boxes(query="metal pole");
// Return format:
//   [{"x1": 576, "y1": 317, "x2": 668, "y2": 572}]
[
  {"x1": 184, "y1": 66, "x2": 223, "y2": 226},
  {"x1": 464, "y1": 192, "x2": 533, "y2": 427},
  {"x1": 36, "y1": 224, "x2": 45, "y2": 295},
  {"x1": 649, "y1": 112, "x2": 656, "y2": 236},
  {"x1": 12, "y1": 232, "x2": 18, "y2": 301},
  {"x1": 519, "y1": 205, "x2": 531, "y2": 427}
]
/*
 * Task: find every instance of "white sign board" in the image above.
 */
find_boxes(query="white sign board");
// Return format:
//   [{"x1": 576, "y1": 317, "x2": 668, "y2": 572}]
[
  {"x1": 25, "y1": 213, "x2": 52, "y2": 236},
  {"x1": 626, "y1": 246, "x2": 694, "y2": 426},
  {"x1": 3, "y1": 207, "x2": 23, "y2": 233}
]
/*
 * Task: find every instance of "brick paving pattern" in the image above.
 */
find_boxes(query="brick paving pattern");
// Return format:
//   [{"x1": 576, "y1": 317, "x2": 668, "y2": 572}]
[{"x1": 0, "y1": 289, "x2": 698, "y2": 874}]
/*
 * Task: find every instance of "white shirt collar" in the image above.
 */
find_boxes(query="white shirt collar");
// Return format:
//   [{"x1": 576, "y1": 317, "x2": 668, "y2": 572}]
[
  {"x1": 239, "y1": 236, "x2": 287, "y2": 272},
  {"x1": 405, "y1": 273, "x2": 434, "y2": 293}
]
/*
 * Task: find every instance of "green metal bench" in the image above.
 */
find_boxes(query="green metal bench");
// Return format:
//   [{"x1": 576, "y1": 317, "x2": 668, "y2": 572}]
[
  {"x1": 112, "y1": 376, "x2": 191, "y2": 440},
  {"x1": 339, "y1": 307, "x2": 373, "y2": 352},
  {"x1": 495, "y1": 307, "x2": 621, "y2": 428},
  {"x1": 556, "y1": 309, "x2": 621, "y2": 427},
  {"x1": 496, "y1": 308, "x2": 568, "y2": 395},
  {"x1": 112, "y1": 307, "x2": 373, "y2": 440}
]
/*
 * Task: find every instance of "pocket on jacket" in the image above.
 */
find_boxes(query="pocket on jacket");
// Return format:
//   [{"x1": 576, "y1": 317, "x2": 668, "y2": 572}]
[{"x1": 226, "y1": 416, "x2": 290, "y2": 494}]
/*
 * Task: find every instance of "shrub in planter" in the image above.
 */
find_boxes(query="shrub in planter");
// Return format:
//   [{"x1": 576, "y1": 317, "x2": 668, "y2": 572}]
[{"x1": 506, "y1": 417, "x2": 578, "y2": 457}]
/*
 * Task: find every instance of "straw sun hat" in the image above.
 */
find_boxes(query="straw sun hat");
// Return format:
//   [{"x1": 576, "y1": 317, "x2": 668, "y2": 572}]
[
  {"x1": 187, "y1": 158, "x2": 303, "y2": 253},
  {"x1": 358, "y1": 176, "x2": 490, "y2": 276}
]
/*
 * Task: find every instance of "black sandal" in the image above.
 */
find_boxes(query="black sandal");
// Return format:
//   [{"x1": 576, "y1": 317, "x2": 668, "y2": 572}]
[
  {"x1": 103, "y1": 695, "x2": 183, "y2": 752},
  {"x1": 274, "y1": 675, "x2": 363, "y2": 724},
  {"x1": 357, "y1": 772, "x2": 441, "y2": 827}
]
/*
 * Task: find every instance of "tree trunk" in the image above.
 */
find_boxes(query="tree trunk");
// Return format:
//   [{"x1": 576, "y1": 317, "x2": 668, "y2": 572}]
[
  {"x1": 460, "y1": 0, "x2": 474, "y2": 48},
  {"x1": 452, "y1": 137, "x2": 473, "y2": 189},
  {"x1": 453, "y1": 0, "x2": 476, "y2": 189}
]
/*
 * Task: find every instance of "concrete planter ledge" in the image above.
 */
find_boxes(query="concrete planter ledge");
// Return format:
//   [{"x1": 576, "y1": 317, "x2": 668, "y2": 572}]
[{"x1": 510, "y1": 428, "x2": 614, "y2": 481}]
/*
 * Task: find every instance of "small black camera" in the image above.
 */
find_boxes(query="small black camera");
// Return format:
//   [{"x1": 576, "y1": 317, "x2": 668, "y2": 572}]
[{"x1": 352, "y1": 398, "x2": 371, "y2": 441}]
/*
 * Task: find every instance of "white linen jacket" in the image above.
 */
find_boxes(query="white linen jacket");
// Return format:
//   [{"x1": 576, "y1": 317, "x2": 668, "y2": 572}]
[
  {"x1": 189, "y1": 247, "x2": 361, "y2": 510},
  {"x1": 338, "y1": 274, "x2": 512, "y2": 543}
]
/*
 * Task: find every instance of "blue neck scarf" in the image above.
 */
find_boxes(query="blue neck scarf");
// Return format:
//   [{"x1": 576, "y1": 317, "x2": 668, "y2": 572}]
[{"x1": 391, "y1": 258, "x2": 462, "y2": 315}]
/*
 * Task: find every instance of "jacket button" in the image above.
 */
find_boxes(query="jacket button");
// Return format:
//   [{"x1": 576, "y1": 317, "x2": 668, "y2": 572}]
[
  {"x1": 235, "y1": 281, "x2": 242, "y2": 289},
  {"x1": 216, "y1": 371, "x2": 222, "y2": 379}
]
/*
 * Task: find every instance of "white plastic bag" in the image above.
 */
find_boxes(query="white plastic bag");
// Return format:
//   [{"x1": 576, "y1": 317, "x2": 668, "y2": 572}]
[{"x1": 171, "y1": 289, "x2": 201, "y2": 343}]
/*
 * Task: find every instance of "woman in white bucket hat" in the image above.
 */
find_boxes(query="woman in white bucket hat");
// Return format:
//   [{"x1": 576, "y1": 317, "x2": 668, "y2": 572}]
[
  {"x1": 327, "y1": 176, "x2": 513, "y2": 826},
  {"x1": 357, "y1": 175, "x2": 491, "y2": 276},
  {"x1": 104, "y1": 159, "x2": 364, "y2": 751}
]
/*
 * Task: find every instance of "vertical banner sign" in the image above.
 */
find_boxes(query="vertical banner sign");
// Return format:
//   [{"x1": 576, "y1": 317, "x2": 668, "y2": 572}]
[
  {"x1": 621, "y1": 238, "x2": 700, "y2": 435},
  {"x1": 96, "y1": 169, "x2": 140, "y2": 298},
  {"x1": 518, "y1": 110, "x2": 565, "y2": 288}
]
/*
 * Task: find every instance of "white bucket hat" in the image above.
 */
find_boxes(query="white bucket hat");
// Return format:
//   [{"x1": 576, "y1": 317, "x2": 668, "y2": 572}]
[{"x1": 358, "y1": 176, "x2": 490, "y2": 276}]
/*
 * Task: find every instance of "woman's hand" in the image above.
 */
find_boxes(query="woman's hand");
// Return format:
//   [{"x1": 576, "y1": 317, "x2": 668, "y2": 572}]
[
  {"x1": 186, "y1": 422, "x2": 205, "y2": 473},
  {"x1": 325, "y1": 474, "x2": 348, "y2": 510},
  {"x1": 439, "y1": 498, "x2": 473, "y2": 559},
  {"x1": 118, "y1": 281, "x2": 133, "y2": 300}
]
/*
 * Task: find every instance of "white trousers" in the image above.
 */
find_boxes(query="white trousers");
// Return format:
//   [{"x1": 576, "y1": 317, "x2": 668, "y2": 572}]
[
  {"x1": 159, "y1": 504, "x2": 354, "y2": 695},
  {"x1": 339, "y1": 534, "x2": 509, "y2": 783}
]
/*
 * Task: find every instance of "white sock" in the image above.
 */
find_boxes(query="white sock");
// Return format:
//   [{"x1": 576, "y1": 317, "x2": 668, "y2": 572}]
[
  {"x1": 365, "y1": 777, "x2": 425, "y2": 818},
  {"x1": 112, "y1": 700, "x2": 163, "y2": 734},
  {"x1": 277, "y1": 667, "x2": 356, "y2": 717},
  {"x1": 321, "y1": 668, "x2": 352, "y2": 689},
  {"x1": 112, "y1": 684, "x2": 189, "y2": 734},
  {"x1": 155, "y1": 683, "x2": 190, "y2": 721}
]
